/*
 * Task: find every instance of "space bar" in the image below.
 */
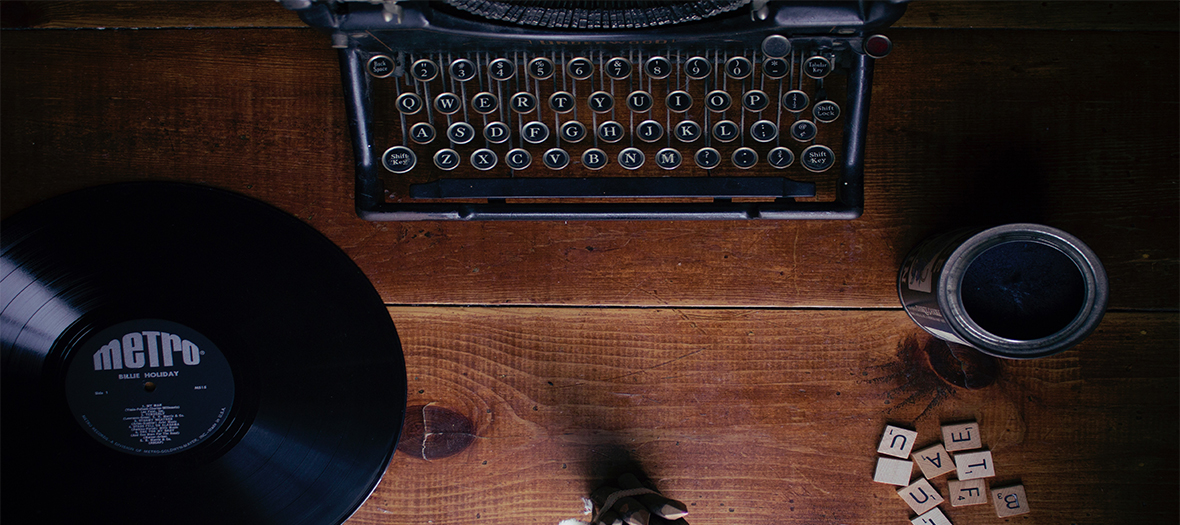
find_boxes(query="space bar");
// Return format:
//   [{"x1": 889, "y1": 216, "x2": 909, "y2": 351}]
[{"x1": 409, "y1": 177, "x2": 817, "y2": 199}]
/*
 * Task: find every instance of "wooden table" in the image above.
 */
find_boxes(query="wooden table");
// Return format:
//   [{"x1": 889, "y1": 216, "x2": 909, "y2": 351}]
[{"x1": 2, "y1": 2, "x2": 1176, "y2": 523}]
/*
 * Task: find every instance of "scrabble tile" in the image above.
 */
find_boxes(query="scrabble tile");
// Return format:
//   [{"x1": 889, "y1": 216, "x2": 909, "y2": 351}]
[
  {"x1": 941, "y1": 421, "x2": 982, "y2": 451},
  {"x1": 954, "y1": 450, "x2": 995, "y2": 480},
  {"x1": 992, "y1": 484, "x2": 1031, "y2": 517},
  {"x1": 912, "y1": 443, "x2": 956, "y2": 479},
  {"x1": 873, "y1": 456, "x2": 914, "y2": 486},
  {"x1": 948, "y1": 478, "x2": 988, "y2": 507},
  {"x1": 877, "y1": 425, "x2": 919, "y2": 459},
  {"x1": 897, "y1": 478, "x2": 944, "y2": 515},
  {"x1": 911, "y1": 507, "x2": 953, "y2": 525}
]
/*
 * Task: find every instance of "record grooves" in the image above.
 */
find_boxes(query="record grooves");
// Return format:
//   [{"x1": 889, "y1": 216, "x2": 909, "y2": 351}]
[{"x1": 1, "y1": 182, "x2": 407, "y2": 524}]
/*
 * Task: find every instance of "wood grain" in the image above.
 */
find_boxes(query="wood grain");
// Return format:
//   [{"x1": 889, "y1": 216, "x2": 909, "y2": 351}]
[
  {"x1": 2, "y1": 26, "x2": 1175, "y2": 309},
  {"x1": 350, "y1": 308, "x2": 1177, "y2": 524}
]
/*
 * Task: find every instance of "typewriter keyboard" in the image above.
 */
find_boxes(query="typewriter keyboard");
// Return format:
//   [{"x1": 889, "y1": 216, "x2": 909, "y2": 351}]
[{"x1": 366, "y1": 45, "x2": 853, "y2": 202}]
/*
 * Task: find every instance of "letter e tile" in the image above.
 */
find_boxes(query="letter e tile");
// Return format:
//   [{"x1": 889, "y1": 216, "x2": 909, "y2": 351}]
[
  {"x1": 992, "y1": 484, "x2": 1031, "y2": 517},
  {"x1": 912, "y1": 443, "x2": 957, "y2": 479},
  {"x1": 897, "y1": 478, "x2": 944, "y2": 515},
  {"x1": 877, "y1": 424, "x2": 919, "y2": 459},
  {"x1": 941, "y1": 421, "x2": 982, "y2": 451}
]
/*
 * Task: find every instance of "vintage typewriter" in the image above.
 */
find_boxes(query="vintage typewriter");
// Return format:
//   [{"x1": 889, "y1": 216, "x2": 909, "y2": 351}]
[{"x1": 287, "y1": 0, "x2": 908, "y2": 220}]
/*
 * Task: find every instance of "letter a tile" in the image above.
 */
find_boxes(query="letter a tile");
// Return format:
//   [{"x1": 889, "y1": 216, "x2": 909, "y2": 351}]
[
  {"x1": 911, "y1": 507, "x2": 952, "y2": 525},
  {"x1": 897, "y1": 478, "x2": 944, "y2": 515},
  {"x1": 877, "y1": 424, "x2": 919, "y2": 459},
  {"x1": 912, "y1": 443, "x2": 956, "y2": 479},
  {"x1": 941, "y1": 421, "x2": 981, "y2": 452},
  {"x1": 948, "y1": 478, "x2": 988, "y2": 507},
  {"x1": 992, "y1": 484, "x2": 1031, "y2": 517}
]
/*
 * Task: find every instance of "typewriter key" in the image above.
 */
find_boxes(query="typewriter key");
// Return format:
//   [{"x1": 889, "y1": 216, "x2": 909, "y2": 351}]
[
  {"x1": 637, "y1": 120, "x2": 664, "y2": 143},
  {"x1": 750, "y1": 120, "x2": 778, "y2": 143},
  {"x1": 684, "y1": 56, "x2": 711, "y2": 80},
  {"x1": 567, "y1": 57, "x2": 593, "y2": 80},
  {"x1": 434, "y1": 92, "x2": 461, "y2": 115},
  {"x1": 626, "y1": 91, "x2": 654, "y2": 113},
  {"x1": 645, "y1": 56, "x2": 671, "y2": 79},
  {"x1": 618, "y1": 147, "x2": 645, "y2": 170},
  {"x1": 581, "y1": 148, "x2": 608, "y2": 170},
  {"x1": 446, "y1": 122, "x2": 476, "y2": 145},
  {"x1": 396, "y1": 93, "x2": 424, "y2": 114},
  {"x1": 543, "y1": 148, "x2": 570, "y2": 170},
  {"x1": 813, "y1": 100, "x2": 841, "y2": 123},
  {"x1": 449, "y1": 59, "x2": 477, "y2": 82},
  {"x1": 366, "y1": 55, "x2": 394, "y2": 78},
  {"x1": 742, "y1": 90, "x2": 770, "y2": 112},
  {"x1": 597, "y1": 121, "x2": 624, "y2": 143},
  {"x1": 801, "y1": 144, "x2": 835, "y2": 172},
  {"x1": 409, "y1": 122, "x2": 436, "y2": 144},
  {"x1": 560, "y1": 121, "x2": 587, "y2": 142},
  {"x1": 725, "y1": 56, "x2": 753, "y2": 79},
  {"x1": 510, "y1": 92, "x2": 538, "y2": 113},
  {"x1": 705, "y1": 90, "x2": 731, "y2": 112},
  {"x1": 768, "y1": 147, "x2": 795, "y2": 168},
  {"x1": 666, "y1": 90, "x2": 693, "y2": 113},
  {"x1": 588, "y1": 91, "x2": 614, "y2": 113},
  {"x1": 804, "y1": 56, "x2": 832, "y2": 79},
  {"x1": 472, "y1": 92, "x2": 498, "y2": 114},
  {"x1": 488, "y1": 58, "x2": 515, "y2": 81},
  {"x1": 732, "y1": 147, "x2": 758, "y2": 169},
  {"x1": 505, "y1": 148, "x2": 532, "y2": 170},
  {"x1": 470, "y1": 148, "x2": 498, "y2": 171},
  {"x1": 605, "y1": 57, "x2": 631, "y2": 80},
  {"x1": 712, "y1": 120, "x2": 740, "y2": 142},
  {"x1": 790, "y1": 120, "x2": 818, "y2": 142},
  {"x1": 655, "y1": 148, "x2": 682, "y2": 170},
  {"x1": 528, "y1": 57, "x2": 555, "y2": 80},
  {"x1": 522, "y1": 121, "x2": 550, "y2": 144},
  {"x1": 761, "y1": 34, "x2": 792, "y2": 58},
  {"x1": 484, "y1": 122, "x2": 510, "y2": 144},
  {"x1": 382, "y1": 146, "x2": 416, "y2": 173},
  {"x1": 762, "y1": 57, "x2": 788, "y2": 79},
  {"x1": 782, "y1": 90, "x2": 809, "y2": 112},
  {"x1": 694, "y1": 147, "x2": 721, "y2": 169},
  {"x1": 674, "y1": 120, "x2": 702, "y2": 142},
  {"x1": 411, "y1": 59, "x2": 438, "y2": 82},
  {"x1": 433, "y1": 148, "x2": 461, "y2": 170}
]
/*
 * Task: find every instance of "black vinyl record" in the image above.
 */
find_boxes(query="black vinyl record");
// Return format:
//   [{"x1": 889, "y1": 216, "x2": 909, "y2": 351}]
[{"x1": 1, "y1": 182, "x2": 407, "y2": 524}]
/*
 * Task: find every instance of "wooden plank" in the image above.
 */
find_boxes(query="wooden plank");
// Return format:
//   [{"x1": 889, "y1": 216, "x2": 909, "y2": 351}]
[
  {"x1": 349, "y1": 308, "x2": 1177, "y2": 524},
  {"x1": 0, "y1": 0, "x2": 304, "y2": 29},
  {"x1": 897, "y1": 1, "x2": 1179, "y2": 31},
  {"x1": 2, "y1": 28, "x2": 1177, "y2": 309}
]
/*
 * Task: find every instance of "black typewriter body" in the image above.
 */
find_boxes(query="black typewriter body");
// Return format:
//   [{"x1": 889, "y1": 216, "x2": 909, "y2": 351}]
[{"x1": 289, "y1": 1, "x2": 908, "y2": 220}]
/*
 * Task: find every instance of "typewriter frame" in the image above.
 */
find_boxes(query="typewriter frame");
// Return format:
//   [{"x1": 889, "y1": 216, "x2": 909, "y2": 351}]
[{"x1": 291, "y1": 1, "x2": 908, "y2": 221}]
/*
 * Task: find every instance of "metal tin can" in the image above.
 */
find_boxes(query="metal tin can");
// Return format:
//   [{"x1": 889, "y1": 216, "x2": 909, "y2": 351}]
[{"x1": 898, "y1": 224, "x2": 1108, "y2": 359}]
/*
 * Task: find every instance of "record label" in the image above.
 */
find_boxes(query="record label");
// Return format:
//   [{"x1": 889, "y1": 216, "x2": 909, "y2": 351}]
[{"x1": 64, "y1": 319, "x2": 234, "y2": 456}]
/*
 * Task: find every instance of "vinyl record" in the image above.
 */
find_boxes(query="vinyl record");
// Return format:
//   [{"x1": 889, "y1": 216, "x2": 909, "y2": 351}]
[{"x1": 1, "y1": 182, "x2": 407, "y2": 524}]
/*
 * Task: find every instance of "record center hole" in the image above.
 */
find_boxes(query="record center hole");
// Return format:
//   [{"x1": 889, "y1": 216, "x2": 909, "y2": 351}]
[{"x1": 143, "y1": 381, "x2": 157, "y2": 392}]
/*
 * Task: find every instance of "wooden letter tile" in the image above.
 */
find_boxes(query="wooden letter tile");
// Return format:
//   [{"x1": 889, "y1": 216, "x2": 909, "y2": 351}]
[
  {"x1": 941, "y1": 421, "x2": 982, "y2": 451},
  {"x1": 877, "y1": 424, "x2": 919, "y2": 459},
  {"x1": 874, "y1": 456, "x2": 914, "y2": 486},
  {"x1": 948, "y1": 478, "x2": 988, "y2": 507},
  {"x1": 912, "y1": 443, "x2": 956, "y2": 479},
  {"x1": 897, "y1": 478, "x2": 944, "y2": 515},
  {"x1": 992, "y1": 484, "x2": 1031, "y2": 517},
  {"x1": 954, "y1": 450, "x2": 995, "y2": 480},
  {"x1": 911, "y1": 507, "x2": 953, "y2": 525}
]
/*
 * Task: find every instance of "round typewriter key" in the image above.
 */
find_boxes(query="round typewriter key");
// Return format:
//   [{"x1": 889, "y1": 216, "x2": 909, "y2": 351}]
[
  {"x1": 761, "y1": 34, "x2": 791, "y2": 58},
  {"x1": 505, "y1": 148, "x2": 532, "y2": 170},
  {"x1": 645, "y1": 56, "x2": 672, "y2": 79},
  {"x1": 627, "y1": 90, "x2": 654, "y2": 113},
  {"x1": 567, "y1": 57, "x2": 593, "y2": 80},
  {"x1": 581, "y1": 148, "x2": 609, "y2": 170},
  {"x1": 433, "y1": 148, "x2": 461, "y2": 170},
  {"x1": 605, "y1": 57, "x2": 631, "y2": 80},
  {"x1": 685, "y1": 56, "x2": 711, "y2": 80},
  {"x1": 732, "y1": 147, "x2": 758, "y2": 169},
  {"x1": 801, "y1": 144, "x2": 835, "y2": 172},
  {"x1": 666, "y1": 90, "x2": 693, "y2": 113},
  {"x1": 762, "y1": 57, "x2": 788, "y2": 79},
  {"x1": 366, "y1": 55, "x2": 394, "y2": 78},
  {"x1": 705, "y1": 90, "x2": 732, "y2": 112},
  {"x1": 560, "y1": 120, "x2": 587, "y2": 142},
  {"x1": 768, "y1": 146, "x2": 795, "y2": 168},
  {"x1": 597, "y1": 121, "x2": 624, "y2": 143},
  {"x1": 655, "y1": 148, "x2": 682, "y2": 170},
  {"x1": 804, "y1": 55, "x2": 832, "y2": 79},
  {"x1": 409, "y1": 122, "x2": 436, "y2": 144},
  {"x1": 750, "y1": 120, "x2": 778, "y2": 142},
  {"x1": 472, "y1": 92, "x2": 499, "y2": 114},
  {"x1": 725, "y1": 56, "x2": 753, "y2": 79},
  {"x1": 549, "y1": 91, "x2": 575, "y2": 113},
  {"x1": 864, "y1": 34, "x2": 893, "y2": 59},
  {"x1": 470, "y1": 148, "x2": 498, "y2": 171},
  {"x1": 488, "y1": 58, "x2": 515, "y2": 81},
  {"x1": 446, "y1": 122, "x2": 476, "y2": 144},
  {"x1": 812, "y1": 100, "x2": 841, "y2": 123},
  {"x1": 484, "y1": 121, "x2": 510, "y2": 144},
  {"x1": 742, "y1": 90, "x2": 770, "y2": 112},
  {"x1": 411, "y1": 59, "x2": 439, "y2": 82},
  {"x1": 522, "y1": 121, "x2": 550, "y2": 144},
  {"x1": 712, "y1": 120, "x2": 740, "y2": 142},
  {"x1": 449, "y1": 58, "x2": 477, "y2": 82},
  {"x1": 618, "y1": 147, "x2": 645, "y2": 170},
  {"x1": 510, "y1": 92, "x2": 538, "y2": 113},
  {"x1": 674, "y1": 120, "x2": 702, "y2": 142},
  {"x1": 396, "y1": 93, "x2": 424, "y2": 114},
  {"x1": 637, "y1": 120, "x2": 664, "y2": 143},
  {"x1": 790, "y1": 119, "x2": 818, "y2": 142},
  {"x1": 588, "y1": 91, "x2": 614, "y2": 113},
  {"x1": 434, "y1": 92, "x2": 461, "y2": 115},
  {"x1": 528, "y1": 57, "x2": 555, "y2": 80},
  {"x1": 694, "y1": 147, "x2": 721, "y2": 169},
  {"x1": 382, "y1": 145, "x2": 416, "y2": 173},
  {"x1": 782, "y1": 90, "x2": 809, "y2": 112},
  {"x1": 543, "y1": 148, "x2": 570, "y2": 170}
]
